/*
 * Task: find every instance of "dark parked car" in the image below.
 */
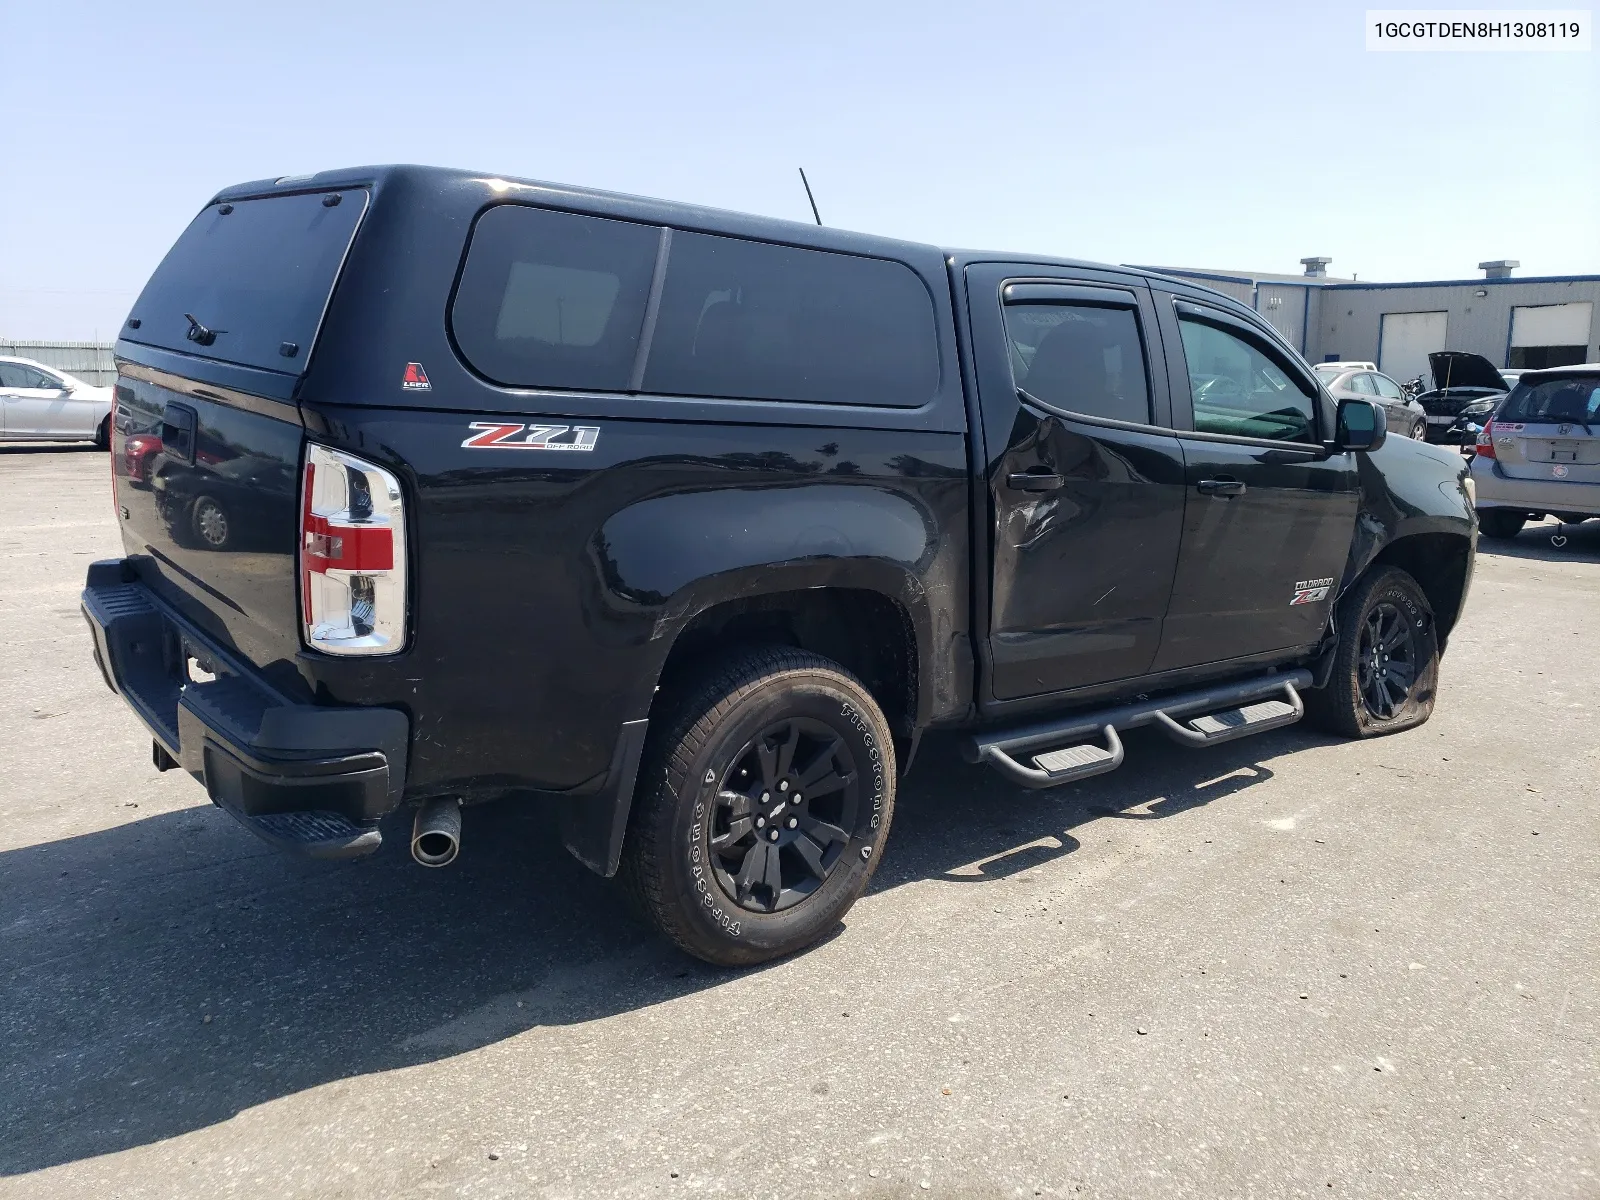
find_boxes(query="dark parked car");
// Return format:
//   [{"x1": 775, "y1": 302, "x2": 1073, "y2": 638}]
[
  {"x1": 1313, "y1": 365, "x2": 1427, "y2": 439},
  {"x1": 1415, "y1": 351, "x2": 1510, "y2": 443},
  {"x1": 83, "y1": 166, "x2": 1477, "y2": 965}
]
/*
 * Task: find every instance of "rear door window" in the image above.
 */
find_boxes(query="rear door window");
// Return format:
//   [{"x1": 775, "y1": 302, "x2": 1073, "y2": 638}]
[
  {"x1": 451, "y1": 206, "x2": 661, "y2": 391},
  {"x1": 1003, "y1": 302, "x2": 1152, "y2": 424},
  {"x1": 124, "y1": 189, "x2": 368, "y2": 373},
  {"x1": 642, "y1": 232, "x2": 939, "y2": 407},
  {"x1": 1348, "y1": 373, "x2": 1377, "y2": 395}
]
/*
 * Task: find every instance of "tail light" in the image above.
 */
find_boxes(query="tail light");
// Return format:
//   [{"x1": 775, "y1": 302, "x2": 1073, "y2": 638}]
[
  {"x1": 300, "y1": 444, "x2": 407, "y2": 655},
  {"x1": 1475, "y1": 421, "x2": 1496, "y2": 460}
]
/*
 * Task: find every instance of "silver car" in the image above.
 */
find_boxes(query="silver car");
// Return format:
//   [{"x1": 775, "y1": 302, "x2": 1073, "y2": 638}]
[
  {"x1": 1313, "y1": 365, "x2": 1427, "y2": 440},
  {"x1": 1469, "y1": 364, "x2": 1600, "y2": 538},
  {"x1": 0, "y1": 356, "x2": 113, "y2": 446}
]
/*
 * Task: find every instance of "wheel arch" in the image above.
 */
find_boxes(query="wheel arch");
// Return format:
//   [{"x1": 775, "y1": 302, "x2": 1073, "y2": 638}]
[
  {"x1": 565, "y1": 581, "x2": 925, "y2": 884},
  {"x1": 649, "y1": 578, "x2": 924, "y2": 753},
  {"x1": 1368, "y1": 531, "x2": 1474, "y2": 648}
]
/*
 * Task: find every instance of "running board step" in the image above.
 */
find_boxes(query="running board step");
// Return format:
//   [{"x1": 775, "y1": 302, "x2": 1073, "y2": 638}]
[
  {"x1": 973, "y1": 725, "x2": 1124, "y2": 790},
  {"x1": 964, "y1": 670, "x2": 1312, "y2": 790},
  {"x1": 1152, "y1": 687, "x2": 1303, "y2": 747}
]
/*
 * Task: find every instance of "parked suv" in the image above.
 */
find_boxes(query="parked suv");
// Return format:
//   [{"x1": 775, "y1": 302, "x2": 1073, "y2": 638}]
[
  {"x1": 1469, "y1": 365, "x2": 1600, "y2": 537},
  {"x1": 1313, "y1": 365, "x2": 1427, "y2": 439},
  {"x1": 83, "y1": 166, "x2": 1476, "y2": 965}
]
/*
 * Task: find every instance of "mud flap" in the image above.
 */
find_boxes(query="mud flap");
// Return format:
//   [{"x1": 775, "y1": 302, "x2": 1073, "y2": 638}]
[{"x1": 559, "y1": 718, "x2": 650, "y2": 877}]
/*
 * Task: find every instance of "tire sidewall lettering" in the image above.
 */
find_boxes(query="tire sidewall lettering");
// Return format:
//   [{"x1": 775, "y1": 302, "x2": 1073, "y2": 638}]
[
  {"x1": 840, "y1": 701, "x2": 886, "y2": 841},
  {"x1": 686, "y1": 762, "x2": 741, "y2": 937}
]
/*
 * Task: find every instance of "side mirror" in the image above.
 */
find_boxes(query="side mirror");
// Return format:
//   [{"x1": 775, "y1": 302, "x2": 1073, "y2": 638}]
[{"x1": 1334, "y1": 398, "x2": 1387, "y2": 453}]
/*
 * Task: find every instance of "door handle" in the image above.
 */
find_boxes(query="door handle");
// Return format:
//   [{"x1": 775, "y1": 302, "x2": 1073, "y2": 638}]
[
  {"x1": 1007, "y1": 470, "x2": 1064, "y2": 493},
  {"x1": 1197, "y1": 478, "x2": 1247, "y2": 497}
]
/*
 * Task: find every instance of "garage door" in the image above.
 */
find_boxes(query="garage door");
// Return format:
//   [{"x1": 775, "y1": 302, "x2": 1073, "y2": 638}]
[
  {"x1": 1380, "y1": 311, "x2": 1449, "y2": 386},
  {"x1": 1510, "y1": 302, "x2": 1593, "y2": 369}
]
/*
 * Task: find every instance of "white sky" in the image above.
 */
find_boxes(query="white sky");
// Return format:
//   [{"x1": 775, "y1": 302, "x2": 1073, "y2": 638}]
[{"x1": 3, "y1": 0, "x2": 1596, "y2": 340}]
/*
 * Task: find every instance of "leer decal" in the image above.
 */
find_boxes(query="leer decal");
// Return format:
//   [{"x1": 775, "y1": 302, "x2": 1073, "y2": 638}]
[
  {"x1": 461, "y1": 422, "x2": 600, "y2": 451},
  {"x1": 401, "y1": 362, "x2": 432, "y2": 391},
  {"x1": 1290, "y1": 577, "x2": 1334, "y2": 606}
]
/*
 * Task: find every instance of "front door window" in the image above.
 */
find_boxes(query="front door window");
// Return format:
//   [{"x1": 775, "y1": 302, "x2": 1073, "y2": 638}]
[{"x1": 1177, "y1": 318, "x2": 1317, "y2": 444}]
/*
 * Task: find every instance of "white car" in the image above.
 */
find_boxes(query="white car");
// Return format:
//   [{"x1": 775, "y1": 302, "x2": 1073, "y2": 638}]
[{"x1": 0, "y1": 356, "x2": 113, "y2": 446}]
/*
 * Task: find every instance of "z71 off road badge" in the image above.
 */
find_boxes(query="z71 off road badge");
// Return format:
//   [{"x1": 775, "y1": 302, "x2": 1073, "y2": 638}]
[
  {"x1": 1290, "y1": 577, "x2": 1334, "y2": 606},
  {"x1": 461, "y1": 422, "x2": 599, "y2": 452}
]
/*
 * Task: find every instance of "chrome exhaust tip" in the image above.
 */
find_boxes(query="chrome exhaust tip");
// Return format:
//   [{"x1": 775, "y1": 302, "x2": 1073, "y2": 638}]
[{"x1": 411, "y1": 797, "x2": 462, "y2": 868}]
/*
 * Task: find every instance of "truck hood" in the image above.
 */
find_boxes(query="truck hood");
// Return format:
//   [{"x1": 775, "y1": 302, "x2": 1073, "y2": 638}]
[{"x1": 1429, "y1": 352, "x2": 1507, "y2": 393}]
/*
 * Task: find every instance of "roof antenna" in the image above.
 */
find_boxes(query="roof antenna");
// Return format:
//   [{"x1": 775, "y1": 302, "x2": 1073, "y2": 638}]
[{"x1": 797, "y1": 167, "x2": 822, "y2": 226}]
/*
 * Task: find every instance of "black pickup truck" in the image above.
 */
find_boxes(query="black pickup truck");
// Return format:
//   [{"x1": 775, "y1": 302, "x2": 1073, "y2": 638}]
[{"x1": 84, "y1": 165, "x2": 1476, "y2": 965}]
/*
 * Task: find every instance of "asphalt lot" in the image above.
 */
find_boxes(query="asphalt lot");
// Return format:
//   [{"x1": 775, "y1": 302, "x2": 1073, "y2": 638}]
[{"x1": 1, "y1": 444, "x2": 1596, "y2": 1199}]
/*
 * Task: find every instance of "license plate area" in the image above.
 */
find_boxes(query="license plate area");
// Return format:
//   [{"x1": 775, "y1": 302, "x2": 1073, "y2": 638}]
[{"x1": 1524, "y1": 438, "x2": 1592, "y2": 463}]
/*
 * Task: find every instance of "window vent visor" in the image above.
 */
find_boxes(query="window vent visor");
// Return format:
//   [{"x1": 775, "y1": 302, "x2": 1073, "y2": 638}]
[{"x1": 300, "y1": 444, "x2": 407, "y2": 656}]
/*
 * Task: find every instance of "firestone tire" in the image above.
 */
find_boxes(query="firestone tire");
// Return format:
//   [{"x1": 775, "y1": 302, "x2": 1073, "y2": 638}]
[
  {"x1": 622, "y1": 647, "x2": 896, "y2": 967},
  {"x1": 1303, "y1": 566, "x2": 1439, "y2": 739}
]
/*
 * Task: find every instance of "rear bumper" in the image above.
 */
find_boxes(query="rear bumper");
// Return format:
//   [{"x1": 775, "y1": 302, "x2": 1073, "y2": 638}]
[
  {"x1": 1468, "y1": 459, "x2": 1600, "y2": 516},
  {"x1": 81, "y1": 559, "x2": 409, "y2": 859}
]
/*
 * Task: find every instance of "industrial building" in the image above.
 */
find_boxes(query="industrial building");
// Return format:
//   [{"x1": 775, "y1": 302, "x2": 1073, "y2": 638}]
[{"x1": 1140, "y1": 258, "x2": 1599, "y2": 387}]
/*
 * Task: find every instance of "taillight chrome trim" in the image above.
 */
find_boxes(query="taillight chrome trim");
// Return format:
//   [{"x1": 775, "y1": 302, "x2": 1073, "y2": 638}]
[{"x1": 299, "y1": 443, "x2": 408, "y2": 656}]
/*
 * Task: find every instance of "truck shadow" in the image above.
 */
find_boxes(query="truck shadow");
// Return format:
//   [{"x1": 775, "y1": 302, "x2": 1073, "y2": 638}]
[
  {"x1": 0, "y1": 726, "x2": 1310, "y2": 1177},
  {"x1": 873, "y1": 727, "x2": 1284, "y2": 887}
]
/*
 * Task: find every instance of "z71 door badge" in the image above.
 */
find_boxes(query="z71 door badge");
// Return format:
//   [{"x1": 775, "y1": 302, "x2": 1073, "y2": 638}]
[
  {"x1": 1290, "y1": 577, "x2": 1334, "y2": 606},
  {"x1": 461, "y1": 423, "x2": 600, "y2": 452}
]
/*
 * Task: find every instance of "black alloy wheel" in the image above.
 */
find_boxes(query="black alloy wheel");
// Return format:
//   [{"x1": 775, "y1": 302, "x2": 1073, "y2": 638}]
[
  {"x1": 1356, "y1": 601, "x2": 1417, "y2": 719},
  {"x1": 622, "y1": 646, "x2": 897, "y2": 966},
  {"x1": 709, "y1": 718, "x2": 859, "y2": 914}
]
